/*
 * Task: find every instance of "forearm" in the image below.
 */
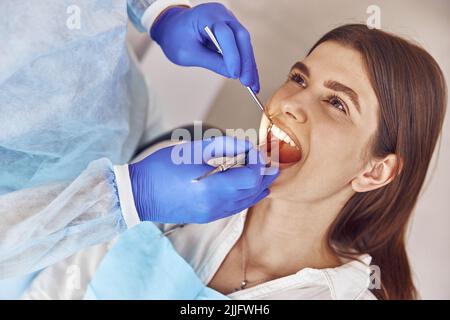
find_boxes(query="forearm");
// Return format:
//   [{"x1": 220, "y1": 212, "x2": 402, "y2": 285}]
[{"x1": 0, "y1": 158, "x2": 131, "y2": 279}]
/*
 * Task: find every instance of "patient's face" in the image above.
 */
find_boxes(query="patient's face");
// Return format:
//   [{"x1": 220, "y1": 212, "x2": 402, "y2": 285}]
[{"x1": 260, "y1": 41, "x2": 380, "y2": 202}]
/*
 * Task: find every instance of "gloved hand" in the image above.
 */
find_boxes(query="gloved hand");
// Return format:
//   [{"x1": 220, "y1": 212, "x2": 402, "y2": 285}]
[
  {"x1": 128, "y1": 136, "x2": 279, "y2": 224},
  {"x1": 150, "y1": 2, "x2": 260, "y2": 93}
]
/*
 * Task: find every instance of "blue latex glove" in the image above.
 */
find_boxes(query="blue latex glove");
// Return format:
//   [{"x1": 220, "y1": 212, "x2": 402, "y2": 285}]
[
  {"x1": 150, "y1": 2, "x2": 260, "y2": 93},
  {"x1": 129, "y1": 136, "x2": 279, "y2": 224}
]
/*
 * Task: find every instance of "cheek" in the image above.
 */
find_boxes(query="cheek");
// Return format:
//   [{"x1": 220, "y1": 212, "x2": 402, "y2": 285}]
[
  {"x1": 270, "y1": 129, "x2": 364, "y2": 199},
  {"x1": 311, "y1": 125, "x2": 363, "y2": 169}
]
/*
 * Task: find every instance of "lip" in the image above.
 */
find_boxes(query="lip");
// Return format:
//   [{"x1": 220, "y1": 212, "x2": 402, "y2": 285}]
[{"x1": 273, "y1": 161, "x2": 298, "y2": 169}]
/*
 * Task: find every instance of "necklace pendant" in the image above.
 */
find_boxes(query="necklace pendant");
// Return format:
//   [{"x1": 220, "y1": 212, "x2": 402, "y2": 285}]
[{"x1": 240, "y1": 280, "x2": 248, "y2": 290}]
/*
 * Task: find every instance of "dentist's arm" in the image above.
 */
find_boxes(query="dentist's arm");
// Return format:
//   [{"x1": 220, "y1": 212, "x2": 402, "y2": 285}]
[
  {"x1": 127, "y1": 0, "x2": 260, "y2": 93},
  {"x1": 0, "y1": 137, "x2": 278, "y2": 278},
  {"x1": 0, "y1": 158, "x2": 126, "y2": 279}
]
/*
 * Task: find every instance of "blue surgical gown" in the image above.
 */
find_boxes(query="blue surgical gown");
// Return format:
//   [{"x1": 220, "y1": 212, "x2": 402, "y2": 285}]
[
  {"x1": 0, "y1": 0, "x2": 165, "y2": 290},
  {"x1": 84, "y1": 222, "x2": 228, "y2": 300}
]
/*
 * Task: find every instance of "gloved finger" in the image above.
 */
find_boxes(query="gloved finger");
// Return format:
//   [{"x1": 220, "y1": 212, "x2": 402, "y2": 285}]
[
  {"x1": 219, "y1": 188, "x2": 270, "y2": 219},
  {"x1": 259, "y1": 169, "x2": 280, "y2": 189},
  {"x1": 201, "y1": 136, "x2": 254, "y2": 161},
  {"x1": 232, "y1": 168, "x2": 280, "y2": 200},
  {"x1": 187, "y1": 43, "x2": 232, "y2": 78},
  {"x1": 215, "y1": 165, "x2": 263, "y2": 190},
  {"x1": 245, "y1": 147, "x2": 271, "y2": 171},
  {"x1": 235, "y1": 188, "x2": 270, "y2": 209},
  {"x1": 212, "y1": 22, "x2": 241, "y2": 79},
  {"x1": 227, "y1": 20, "x2": 260, "y2": 93},
  {"x1": 231, "y1": 149, "x2": 279, "y2": 189},
  {"x1": 217, "y1": 161, "x2": 279, "y2": 193},
  {"x1": 231, "y1": 147, "x2": 274, "y2": 189}
]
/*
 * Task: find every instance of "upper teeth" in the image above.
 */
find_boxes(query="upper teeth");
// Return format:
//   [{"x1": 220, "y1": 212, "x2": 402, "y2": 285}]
[{"x1": 270, "y1": 124, "x2": 297, "y2": 148}]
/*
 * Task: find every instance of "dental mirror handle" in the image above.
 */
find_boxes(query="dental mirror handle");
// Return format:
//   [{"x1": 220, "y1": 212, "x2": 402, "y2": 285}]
[
  {"x1": 192, "y1": 139, "x2": 277, "y2": 182},
  {"x1": 204, "y1": 26, "x2": 269, "y2": 116}
]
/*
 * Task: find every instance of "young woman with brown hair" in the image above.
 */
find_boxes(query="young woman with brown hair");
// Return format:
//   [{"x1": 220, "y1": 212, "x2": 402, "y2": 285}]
[{"x1": 206, "y1": 24, "x2": 447, "y2": 300}]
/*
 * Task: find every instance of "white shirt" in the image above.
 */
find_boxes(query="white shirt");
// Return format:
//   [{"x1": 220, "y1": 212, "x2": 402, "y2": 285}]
[
  {"x1": 159, "y1": 212, "x2": 377, "y2": 300},
  {"x1": 23, "y1": 210, "x2": 377, "y2": 300},
  {"x1": 23, "y1": 140, "x2": 377, "y2": 300}
]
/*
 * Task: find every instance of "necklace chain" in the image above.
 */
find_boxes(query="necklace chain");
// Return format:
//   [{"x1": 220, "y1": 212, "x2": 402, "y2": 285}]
[{"x1": 235, "y1": 229, "x2": 273, "y2": 292}]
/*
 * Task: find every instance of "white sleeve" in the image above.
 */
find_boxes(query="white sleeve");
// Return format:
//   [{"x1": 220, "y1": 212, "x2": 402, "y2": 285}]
[
  {"x1": 127, "y1": 0, "x2": 192, "y2": 33},
  {"x1": 0, "y1": 158, "x2": 133, "y2": 279},
  {"x1": 140, "y1": 0, "x2": 191, "y2": 32},
  {"x1": 112, "y1": 165, "x2": 141, "y2": 229}
]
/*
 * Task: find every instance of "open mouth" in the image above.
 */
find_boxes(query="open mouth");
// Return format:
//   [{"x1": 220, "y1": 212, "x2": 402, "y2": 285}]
[{"x1": 265, "y1": 122, "x2": 303, "y2": 166}]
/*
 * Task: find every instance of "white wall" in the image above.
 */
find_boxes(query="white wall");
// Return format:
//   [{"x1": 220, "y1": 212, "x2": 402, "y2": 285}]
[{"x1": 133, "y1": 0, "x2": 450, "y2": 299}]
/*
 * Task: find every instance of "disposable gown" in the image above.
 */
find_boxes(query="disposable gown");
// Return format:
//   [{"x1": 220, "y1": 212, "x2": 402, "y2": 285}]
[{"x1": 0, "y1": 0, "x2": 165, "y2": 282}]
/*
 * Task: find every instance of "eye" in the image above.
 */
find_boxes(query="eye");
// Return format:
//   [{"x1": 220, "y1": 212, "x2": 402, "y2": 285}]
[
  {"x1": 288, "y1": 72, "x2": 306, "y2": 88},
  {"x1": 328, "y1": 94, "x2": 348, "y2": 115}
]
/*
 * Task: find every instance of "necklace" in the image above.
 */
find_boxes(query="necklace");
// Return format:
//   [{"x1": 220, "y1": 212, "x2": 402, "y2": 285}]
[{"x1": 235, "y1": 230, "x2": 273, "y2": 291}]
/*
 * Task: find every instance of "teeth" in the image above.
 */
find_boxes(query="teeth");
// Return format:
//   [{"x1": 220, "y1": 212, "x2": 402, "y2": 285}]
[{"x1": 270, "y1": 125, "x2": 298, "y2": 148}]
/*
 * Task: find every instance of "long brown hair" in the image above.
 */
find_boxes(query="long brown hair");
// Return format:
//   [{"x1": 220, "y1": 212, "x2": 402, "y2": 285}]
[{"x1": 308, "y1": 24, "x2": 447, "y2": 299}]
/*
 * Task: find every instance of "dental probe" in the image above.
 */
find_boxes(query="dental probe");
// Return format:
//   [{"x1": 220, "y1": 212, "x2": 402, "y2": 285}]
[
  {"x1": 161, "y1": 224, "x2": 186, "y2": 237},
  {"x1": 192, "y1": 139, "x2": 276, "y2": 182},
  {"x1": 204, "y1": 26, "x2": 271, "y2": 120},
  {"x1": 192, "y1": 152, "x2": 247, "y2": 182}
]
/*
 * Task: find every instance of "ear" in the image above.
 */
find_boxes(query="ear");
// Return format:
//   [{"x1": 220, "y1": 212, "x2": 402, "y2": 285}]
[{"x1": 351, "y1": 154, "x2": 401, "y2": 193}]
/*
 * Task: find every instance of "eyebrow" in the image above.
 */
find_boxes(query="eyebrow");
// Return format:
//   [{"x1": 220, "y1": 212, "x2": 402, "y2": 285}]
[
  {"x1": 290, "y1": 61, "x2": 362, "y2": 114},
  {"x1": 291, "y1": 62, "x2": 310, "y2": 78}
]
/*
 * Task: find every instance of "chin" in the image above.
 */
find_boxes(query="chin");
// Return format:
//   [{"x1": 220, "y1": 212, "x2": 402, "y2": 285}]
[{"x1": 265, "y1": 163, "x2": 300, "y2": 197}]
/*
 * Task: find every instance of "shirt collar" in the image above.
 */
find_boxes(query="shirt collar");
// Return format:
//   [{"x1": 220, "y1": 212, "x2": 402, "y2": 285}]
[
  {"x1": 321, "y1": 254, "x2": 373, "y2": 300},
  {"x1": 235, "y1": 210, "x2": 373, "y2": 300}
]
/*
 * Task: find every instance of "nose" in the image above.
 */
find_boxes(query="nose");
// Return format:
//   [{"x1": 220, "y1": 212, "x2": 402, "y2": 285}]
[{"x1": 280, "y1": 96, "x2": 307, "y2": 123}]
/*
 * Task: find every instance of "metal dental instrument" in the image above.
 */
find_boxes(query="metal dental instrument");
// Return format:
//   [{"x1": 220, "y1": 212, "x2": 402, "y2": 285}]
[
  {"x1": 160, "y1": 224, "x2": 186, "y2": 237},
  {"x1": 192, "y1": 139, "x2": 276, "y2": 182},
  {"x1": 193, "y1": 27, "x2": 275, "y2": 183},
  {"x1": 193, "y1": 152, "x2": 247, "y2": 182},
  {"x1": 204, "y1": 26, "x2": 270, "y2": 119}
]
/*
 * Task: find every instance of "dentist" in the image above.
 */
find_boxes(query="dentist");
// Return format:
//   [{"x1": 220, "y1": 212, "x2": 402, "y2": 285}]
[{"x1": 0, "y1": 0, "x2": 278, "y2": 293}]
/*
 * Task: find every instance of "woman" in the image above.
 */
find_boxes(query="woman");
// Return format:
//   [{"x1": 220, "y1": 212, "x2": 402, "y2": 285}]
[{"x1": 23, "y1": 24, "x2": 447, "y2": 300}]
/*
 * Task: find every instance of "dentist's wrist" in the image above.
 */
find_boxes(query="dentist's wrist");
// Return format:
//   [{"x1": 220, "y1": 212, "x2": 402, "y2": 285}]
[
  {"x1": 113, "y1": 164, "x2": 141, "y2": 228},
  {"x1": 141, "y1": 0, "x2": 191, "y2": 34},
  {"x1": 154, "y1": 4, "x2": 190, "y2": 24}
]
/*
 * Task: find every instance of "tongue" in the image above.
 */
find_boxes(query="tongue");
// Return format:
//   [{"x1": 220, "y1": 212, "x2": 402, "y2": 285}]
[
  {"x1": 279, "y1": 141, "x2": 302, "y2": 163},
  {"x1": 267, "y1": 132, "x2": 302, "y2": 164}
]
